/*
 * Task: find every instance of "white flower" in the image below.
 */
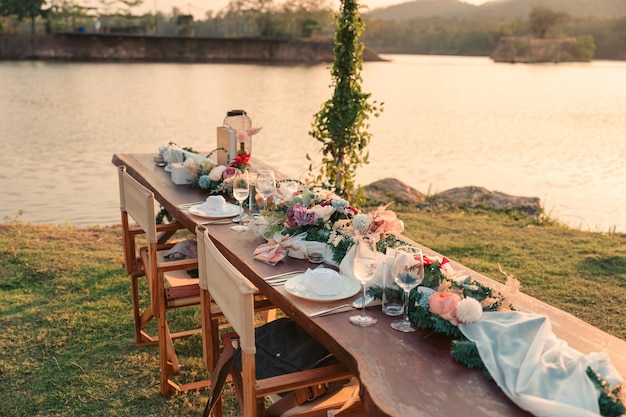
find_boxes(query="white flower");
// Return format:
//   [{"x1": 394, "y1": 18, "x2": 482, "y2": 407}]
[
  {"x1": 455, "y1": 297, "x2": 483, "y2": 324},
  {"x1": 309, "y1": 205, "x2": 335, "y2": 222},
  {"x1": 352, "y1": 214, "x2": 370, "y2": 233},
  {"x1": 209, "y1": 165, "x2": 227, "y2": 182}
]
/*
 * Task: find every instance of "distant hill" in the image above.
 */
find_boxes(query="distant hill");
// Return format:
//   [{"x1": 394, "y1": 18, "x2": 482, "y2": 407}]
[
  {"x1": 367, "y1": 0, "x2": 626, "y2": 21},
  {"x1": 366, "y1": 0, "x2": 478, "y2": 20}
]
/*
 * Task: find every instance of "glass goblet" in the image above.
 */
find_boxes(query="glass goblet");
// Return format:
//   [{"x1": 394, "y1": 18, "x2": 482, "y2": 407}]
[
  {"x1": 349, "y1": 235, "x2": 378, "y2": 327},
  {"x1": 390, "y1": 246, "x2": 424, "y2": 332},
  {"x1": 255, "y1": 170, "x2": 275, "y2": 210},
  {"x1": 230, "y1": 170, "x2": 249, "y2": 232}
]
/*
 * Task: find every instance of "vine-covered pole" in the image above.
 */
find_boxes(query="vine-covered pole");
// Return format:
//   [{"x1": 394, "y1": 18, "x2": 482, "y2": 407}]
[{"x1": 308, "y1": 0, "x2": 382, "y2": 204}]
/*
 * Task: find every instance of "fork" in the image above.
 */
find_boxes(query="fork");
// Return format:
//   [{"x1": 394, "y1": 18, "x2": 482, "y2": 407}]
[
  {"x1": 308, "y1": 304, "x2": 352, "y2": 317},
  {"x1": 200, "y1": 219, "x2": 233, "y2": 225},
  {"x1": 263, "y1": 270, "x2": 305, "y2": 282},
  {"x1": 177, "y1": 201, "x2": 204, "y2": 209}
]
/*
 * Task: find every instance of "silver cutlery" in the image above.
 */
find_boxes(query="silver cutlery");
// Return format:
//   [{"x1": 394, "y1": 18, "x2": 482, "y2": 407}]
[
  {"x1": 263, "y1": 270, "x2": 305, "y2": 282},
  {"x1": 308, "y1": 295, "x2": 374, "y2": 317},
  {"x1": 176, "y1": 201, "x2": 204, "y2": 209},
  {"x1": 309, "y1": 304, "x2": 352, "y2": 317},
  {"x1": 269, "y1": 280, "x2": 291, "y2": 286},
  {"x1": 200, "y1": 219, "x2": 233, "y2": 225}
]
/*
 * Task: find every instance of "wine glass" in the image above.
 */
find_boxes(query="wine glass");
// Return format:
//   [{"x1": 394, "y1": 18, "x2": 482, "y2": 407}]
[
  {"x1": 349, "y1": 235, "x2": 378, "y2": 327},
  {"x1": 391, "y1": 246, "x2": 424, "y2": 332},
  {"x1": 230, "y1": 170, "x2": 249, "y2": 232},
  {"x1": 255, "y1": 170, "x2": 276, "y2": 210}
]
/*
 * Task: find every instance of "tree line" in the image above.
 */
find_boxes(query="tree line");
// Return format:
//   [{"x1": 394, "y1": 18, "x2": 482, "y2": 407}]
[
  {"x1": 1, "y1": 0, "x2": 625, "y2": 60},
  {"x1": 360, "y1": 10, "x2": 626, "y2": 61}
]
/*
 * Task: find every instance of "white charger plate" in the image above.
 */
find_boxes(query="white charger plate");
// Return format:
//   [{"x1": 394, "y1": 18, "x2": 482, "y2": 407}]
[
  {"x1": 284, "y1": 273, "x2": 360, "y2": 301},
  {"x1": 188, "y1": 202, "x2": 241, "y2": 218}
]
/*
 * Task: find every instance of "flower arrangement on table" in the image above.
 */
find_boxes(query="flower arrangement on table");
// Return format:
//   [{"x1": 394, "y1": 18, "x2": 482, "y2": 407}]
[
  {"x1": 256, "y1": 185, "x2": 406, "y2": 264},
  {"x1": 173, "y1": 147, "x2": 250, "y2": 194}
]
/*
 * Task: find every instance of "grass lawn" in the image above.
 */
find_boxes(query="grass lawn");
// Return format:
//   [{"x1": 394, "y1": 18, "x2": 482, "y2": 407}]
[{"x1": 1, "y1": 208, "x2": 625, "y2": 416}]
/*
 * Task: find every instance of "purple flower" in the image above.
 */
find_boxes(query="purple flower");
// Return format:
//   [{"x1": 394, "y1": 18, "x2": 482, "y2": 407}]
[{"x1": 285, "y1": 203, "x2": 318, "y2": 228}]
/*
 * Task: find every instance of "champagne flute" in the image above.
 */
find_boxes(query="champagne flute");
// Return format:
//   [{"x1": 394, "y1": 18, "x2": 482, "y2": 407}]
[
  {"x1": 349, "y1": 235, "x2": 378, "y2": 327},
  {"x1": 391, "y1": 246, "x2": 424, "y2": 332},
  {"x1": 255, "y1": 170, "x2": 276, "y2": 210},
  {"x1": 230, "y1": 170, "x2": 249, "y2": 232}
]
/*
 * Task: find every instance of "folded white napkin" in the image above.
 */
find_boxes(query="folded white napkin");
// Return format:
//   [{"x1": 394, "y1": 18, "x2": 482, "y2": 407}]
[
  {"x1": 301, "y1": 268, "x2": 340, "y2": 296},
  {"x1": 459, "y1": 311, "x2": 623, "y2": 417},
  {"x1": 204, "y1": 195, "x2": 226, "y2": 212}
]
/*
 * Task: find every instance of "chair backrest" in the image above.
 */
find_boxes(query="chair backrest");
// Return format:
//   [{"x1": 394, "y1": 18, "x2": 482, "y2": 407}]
[
  {"x1": 197, "y1": 225, "x2": 259, "y2": 417},
  {"x1": 196, "y1": 225, "x2": 257, "y2": 355},
  {"x1": 117, "y1": 165, "x2": 157, "y2": 244},
  {"x1": 118, "y1": 165, "x2": 163, "y2": 314}
]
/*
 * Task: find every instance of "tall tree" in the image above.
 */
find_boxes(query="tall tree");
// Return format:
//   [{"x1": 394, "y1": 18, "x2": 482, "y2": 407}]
[
  {"x1": 308, "y1": 0, "x2": 382, "y2": 203},
  {"x1": 0, "y1": 0, "x2": 47, "y2": 33},
  {"x1": 529, "y1": 6, "x2": 568, "y2": 39}
]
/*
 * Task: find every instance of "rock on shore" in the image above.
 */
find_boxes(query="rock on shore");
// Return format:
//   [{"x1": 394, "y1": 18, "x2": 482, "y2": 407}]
[{"x1": 364, "y1": 178, "x2": 541, "y2": 216}]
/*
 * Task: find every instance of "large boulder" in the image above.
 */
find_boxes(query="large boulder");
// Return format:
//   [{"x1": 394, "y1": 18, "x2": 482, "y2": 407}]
[
  {"x1": 427, "y1": 186, "x2": 541, "y2": 216},
  {"x1": 363, "y1": 180, "x2": 541, "y2": 216},
  {"x1": 363, "y1": 178, "x2": 426, "y2": 206}
]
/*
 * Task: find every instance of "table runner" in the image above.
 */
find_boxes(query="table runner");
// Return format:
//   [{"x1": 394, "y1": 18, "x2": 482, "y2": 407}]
[{"x1": 460, "y1": 311, "x2": 623, "y2": 417}]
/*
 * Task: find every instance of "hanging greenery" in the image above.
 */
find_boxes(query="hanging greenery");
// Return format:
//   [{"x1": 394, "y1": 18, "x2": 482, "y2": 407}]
[{"x1": 308, "y1": 0, "x2": 382, "y2": 205}]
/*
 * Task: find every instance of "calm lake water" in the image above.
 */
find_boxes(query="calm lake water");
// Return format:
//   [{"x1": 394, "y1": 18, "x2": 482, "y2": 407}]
[{"x1": 1, "y1": 55, "x2": 625, "y2": 232}]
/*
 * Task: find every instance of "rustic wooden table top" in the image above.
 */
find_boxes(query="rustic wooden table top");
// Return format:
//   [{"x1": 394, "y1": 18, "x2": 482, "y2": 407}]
[{"x1": 112, "y1": 152, "x2": 626, "y2": 417}]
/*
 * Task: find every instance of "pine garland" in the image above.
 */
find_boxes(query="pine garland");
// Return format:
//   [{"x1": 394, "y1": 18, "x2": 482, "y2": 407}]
[{"x1": 587, "y1": 368, "x2": 626, "y2": 417}]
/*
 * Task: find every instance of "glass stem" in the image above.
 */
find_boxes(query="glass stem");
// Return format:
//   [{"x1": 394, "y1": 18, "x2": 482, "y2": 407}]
[
  {"x1": 361, "y1": 283, "x2": 367, "y2": 316},
  {"x1": 403, "y1": 289, "x2": 410, "y2": 323}
]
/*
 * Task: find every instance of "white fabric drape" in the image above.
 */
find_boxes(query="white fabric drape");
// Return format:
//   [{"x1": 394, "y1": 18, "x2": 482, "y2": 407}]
[{"x1": 459, "y1": 311, "x2": 623, "y2": 417}]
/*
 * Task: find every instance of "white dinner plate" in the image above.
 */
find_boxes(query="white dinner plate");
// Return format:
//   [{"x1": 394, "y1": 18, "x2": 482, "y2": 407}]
[
  {"x1": 284, "y1": 273, "x2": 361, "y2": 301},
  {"x1": 188, "y1": 202, "x2": 241, "y2": 218}
]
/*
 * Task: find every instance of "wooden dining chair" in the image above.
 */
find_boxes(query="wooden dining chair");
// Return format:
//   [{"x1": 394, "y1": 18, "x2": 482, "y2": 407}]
[
  {"x1": 196, "y1": 225, "x2": 363, "y2": 417},
  {"x1": 117, "y1": 165, "x2": 211, "y2": 395}
]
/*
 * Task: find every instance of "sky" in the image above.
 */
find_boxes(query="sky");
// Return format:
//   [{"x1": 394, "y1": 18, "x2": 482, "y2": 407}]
[{"x1": 133, "y1": 0, "x2": 492, "y2": 19}]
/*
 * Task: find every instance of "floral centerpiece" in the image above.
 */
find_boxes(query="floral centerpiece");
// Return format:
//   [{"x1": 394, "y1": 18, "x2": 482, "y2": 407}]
[
  {"x1": 257, "y1": 186, "x2": 405, "y2": 264},
  {"x1": 174, "y1": 147, "x2": 251, "y2": 193}
]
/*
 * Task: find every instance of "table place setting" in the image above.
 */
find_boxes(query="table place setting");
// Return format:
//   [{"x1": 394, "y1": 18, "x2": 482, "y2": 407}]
[{"x1": 186, "y1": 196, "x2": 240, "y2": 218}]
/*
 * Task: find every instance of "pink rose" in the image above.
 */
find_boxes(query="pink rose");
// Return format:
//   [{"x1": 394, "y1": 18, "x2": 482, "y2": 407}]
[
  {"x1": 428, "y1": 292, "x2": 463, "y2": 325},
  {"x1": 222, "y1": 167, "x2": 238, "y2": 180},
  {"x1": 369, "y1": 204, "x2": 404, "y2": 237}
]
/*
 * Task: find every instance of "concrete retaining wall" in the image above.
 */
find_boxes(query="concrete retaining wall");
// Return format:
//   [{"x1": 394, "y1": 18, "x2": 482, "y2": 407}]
[{"x1": 0, "y1": 33, "x2": 383, "y2": 64}]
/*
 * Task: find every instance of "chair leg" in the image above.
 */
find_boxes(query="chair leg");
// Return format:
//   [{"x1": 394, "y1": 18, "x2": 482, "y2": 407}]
[
  {"x1": 201, "y1": 289, "x2": 222, "y2": 373},
  {"x1": 131, "y1": 274, "x2": 144, "y2": 345},
  {"x1": 131, "y1": 274, "x2": 159, "y2": 347},
  {"x1": 158, "y1": 303, "x2": 178, "y2": 396},
  {"x1": 164, "y1": 321, "x2": 180, "y2": 376}
]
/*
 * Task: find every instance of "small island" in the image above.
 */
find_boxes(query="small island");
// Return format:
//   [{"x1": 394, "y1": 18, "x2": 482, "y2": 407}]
[
  {"x1": 491, "y1": 36, "x2": 595, "y2": 63},
  {"x1": 490, "y1": 6, "x2": 596, "y2": 63}
]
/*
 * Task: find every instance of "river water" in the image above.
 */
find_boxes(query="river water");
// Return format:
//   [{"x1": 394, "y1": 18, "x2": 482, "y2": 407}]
[{"x1": 1, "y1": 54, "x2": 625, "y2": 232}]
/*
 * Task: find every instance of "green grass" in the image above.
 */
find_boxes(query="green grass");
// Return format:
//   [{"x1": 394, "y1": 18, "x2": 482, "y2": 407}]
[{"x1": 1, "y1": 209, "x2": 625, "y2": 416}]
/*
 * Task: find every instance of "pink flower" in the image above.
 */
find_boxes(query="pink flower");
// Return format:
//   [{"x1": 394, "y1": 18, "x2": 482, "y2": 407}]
[
  {"x1": 222, "y1": 167, "x2": 238, "y2": 180},
  {"x1": 236, "y1": 130, "x2": 248, "y2": 143},
  {"x1": 236, "y1": 127, "x2": 263, "y2": 143},
  {"x1": 428, "y1": 292, "x2": 463, "y2": 325},
  {"x1": 368, "y1": 203, "x2": 404, "y2": 237}
]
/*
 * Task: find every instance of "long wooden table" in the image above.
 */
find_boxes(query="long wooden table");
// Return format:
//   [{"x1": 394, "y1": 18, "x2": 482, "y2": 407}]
[{"x1": 112, "y1": 153, "x2": 626, "y2": 417}]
